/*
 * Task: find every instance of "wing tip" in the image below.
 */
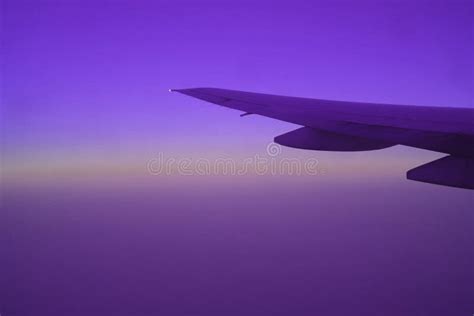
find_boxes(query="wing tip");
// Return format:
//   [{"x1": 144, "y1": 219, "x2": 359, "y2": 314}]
[
  {"x1": 169, "y1": 87, "x2": 218, "y2": 93},
  {"x1": 168, "y1": 88, "x2": 196, "y2": 93}
]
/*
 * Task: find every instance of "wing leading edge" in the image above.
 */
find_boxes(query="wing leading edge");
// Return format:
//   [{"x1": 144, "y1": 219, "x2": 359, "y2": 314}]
[{"x1": 172, "y1": 88, "x2": 474, "y2": 189}]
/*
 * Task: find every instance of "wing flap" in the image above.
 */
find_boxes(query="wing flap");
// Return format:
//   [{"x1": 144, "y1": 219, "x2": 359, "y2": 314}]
[{"x1": 275, "y1": 127, "x2": 395, "y2": 151}]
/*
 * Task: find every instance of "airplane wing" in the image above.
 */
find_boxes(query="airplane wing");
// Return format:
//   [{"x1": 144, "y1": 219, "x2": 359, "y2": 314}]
[{"x1": 172, "y1": 87, "x2": 474, "y2": 189}]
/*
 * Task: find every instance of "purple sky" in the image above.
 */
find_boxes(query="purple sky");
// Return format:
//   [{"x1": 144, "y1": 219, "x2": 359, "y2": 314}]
[
  {"x1": 2, "y1": 0, "x2": 473, "y2": 178},
  {"x1": 1, "y1": 1, "x2": 473, "y2": 315}
]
